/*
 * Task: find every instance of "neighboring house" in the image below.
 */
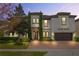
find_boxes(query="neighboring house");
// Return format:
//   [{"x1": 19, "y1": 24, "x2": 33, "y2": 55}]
[
  {"x1": 28, "y1": 12, "x2": 76, "y2": 41},
  {"x1": 0, "y1": 16, "x2": 26, "y2": 37},
  {"x1": 75, "y1": 19, "x2": 79, "y2": 36}
]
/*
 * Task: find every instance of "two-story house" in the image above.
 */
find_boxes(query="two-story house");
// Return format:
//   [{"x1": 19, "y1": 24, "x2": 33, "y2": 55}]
[{"x1": 28, "y1": 12, "x2": 76, "y2": 41}]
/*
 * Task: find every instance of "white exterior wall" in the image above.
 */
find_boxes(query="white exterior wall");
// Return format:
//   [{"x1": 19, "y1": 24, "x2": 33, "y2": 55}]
[{"x1": 51, "y1": 16, "x2": 75, "y2": 33}]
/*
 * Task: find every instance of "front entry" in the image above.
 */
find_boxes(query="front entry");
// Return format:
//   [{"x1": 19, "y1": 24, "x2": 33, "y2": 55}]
[
  {"x1": 32, "y1": 28, "x2": 39, "y2": 40},
  {"x1": 33, "y1": 31, "x2": 39, "y2": 40}
]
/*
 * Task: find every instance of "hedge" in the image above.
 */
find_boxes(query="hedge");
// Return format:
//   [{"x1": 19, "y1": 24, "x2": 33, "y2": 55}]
[{"x1": 0, "y1": 37, "x2": 18, "y2": 43}]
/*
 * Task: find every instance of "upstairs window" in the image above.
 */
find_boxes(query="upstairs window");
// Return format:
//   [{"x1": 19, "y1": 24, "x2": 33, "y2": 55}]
[
  {"x1": 32, "y1": 19, "x2": 36, "y2": 23},
  {"x1": 44, "y1": 20, "x2": 48, "y2": 26},
  {"x1": 36, "y1": 19, "x2": 39, "y2": 23},
  {"x1": 32, "y1": 18, "x2": 39, "y2": 23},
  {"x1": 61, "y1": 17, "x2": 66, "y2": 25}
]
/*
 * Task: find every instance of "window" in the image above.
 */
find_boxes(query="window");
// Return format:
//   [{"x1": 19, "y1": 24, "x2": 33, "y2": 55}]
[
  {"x1": 46, "y1": 32, "x2": 48, "y2": 37},
  {"x1": 36, "y1": 19, "x2": 39, "y2": 23},
  {"x1": 44, "y1": 20, "x2": 48, "y2": 26},
  {"x1": 43, "y1": 32, "x2": 45, "y2": 37},
  {"x1": 32, "y1": 19, "x2": 36, "y2": 23},
  {"x1": 61, "y1": 17, "x2": 66, "y2": 25},
  {"x1": 43, "y1": 32, "x2": 49, "y2": 37},
  {"x1": 32, "y1": 18, "x2": 39, "y2": 23}
]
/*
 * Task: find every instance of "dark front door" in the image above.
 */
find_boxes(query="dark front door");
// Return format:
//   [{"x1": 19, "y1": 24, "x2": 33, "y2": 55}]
[
  {"x1": 33, "y1": 31, "x2": 39, "y2": 40},
  {"x1": 55, "y1": 33, "x2": 72, "y2": 41}
]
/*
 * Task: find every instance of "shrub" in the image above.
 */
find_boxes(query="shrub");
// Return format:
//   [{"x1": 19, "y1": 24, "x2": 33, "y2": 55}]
[
  {"x1": 74, "y1": 36, "x2": 79, "y2": 42},
  {"x1": 0, "y1": 37, "x2": 18, "y2": 43},
  {"x1": 22, "y1": 36, "x2": 29, "y2": 42}
]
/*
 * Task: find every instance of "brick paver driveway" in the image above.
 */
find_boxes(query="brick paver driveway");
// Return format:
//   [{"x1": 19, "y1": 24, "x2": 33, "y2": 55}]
[
  {"x1": 27, "y1": 40, "x2": 79, "y2": 56},
  {"x1": 0, "y1": 41, "x2": 79, "y2": 56},
  {"x1": 28, "y1": 41, "x2": 79, "y2": 49}
]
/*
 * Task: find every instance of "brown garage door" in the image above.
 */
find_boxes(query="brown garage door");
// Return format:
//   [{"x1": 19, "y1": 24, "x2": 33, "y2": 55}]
[{"x1": 55, "y1": 33, "x2": 72, "y2": 41}]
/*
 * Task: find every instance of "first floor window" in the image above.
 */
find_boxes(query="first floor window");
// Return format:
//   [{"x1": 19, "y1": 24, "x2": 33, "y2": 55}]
[{"x1": 43, "y1": 32, "x2": 49, "y2": 37}]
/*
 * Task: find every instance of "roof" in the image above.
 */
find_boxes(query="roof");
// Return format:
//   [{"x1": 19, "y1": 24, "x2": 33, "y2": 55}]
[
  {"x1": 28, "y1": 12, "x2": 42, "y2": 15},
  {"x1": 75, "y1": 18, "x2": 79, "y2": 22},
  {"x1": 43, "y1": 15, "x2": 51, "y2": 20},
  {"x1": 69, "y1": 15, "x2": 76, "y2": 18},
  {"x1": 57, "y1": 12, "x2": 70, "y2": 15}
]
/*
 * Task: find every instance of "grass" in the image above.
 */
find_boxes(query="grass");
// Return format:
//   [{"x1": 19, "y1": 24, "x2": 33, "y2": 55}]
[
  {"x1": 0, "y1": 51, "x2": 47, "y2": 56},
  {"x1": 0, "y1": 42, "x2": 29, "y2": 49}
]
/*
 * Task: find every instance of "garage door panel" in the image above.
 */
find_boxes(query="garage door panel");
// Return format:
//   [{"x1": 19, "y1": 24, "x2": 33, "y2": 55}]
[{"x1": 55, "y1": 33, "x2": 72, "y2": 41}]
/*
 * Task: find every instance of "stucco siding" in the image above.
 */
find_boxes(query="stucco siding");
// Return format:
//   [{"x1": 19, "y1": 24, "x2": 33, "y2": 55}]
[{"x1": 51, "y1": 17, "x2": 75, "y2": 33}]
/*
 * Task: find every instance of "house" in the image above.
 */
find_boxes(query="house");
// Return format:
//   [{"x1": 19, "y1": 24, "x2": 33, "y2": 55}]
[{"x1": 27, "y1": 12, "x2": 76, "y2": 41}]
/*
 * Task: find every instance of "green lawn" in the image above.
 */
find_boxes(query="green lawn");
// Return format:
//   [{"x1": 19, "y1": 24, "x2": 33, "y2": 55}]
[
  {"x1": 0, "y1": 51, "x2": 47, "y2": 56},
  {"x1": 0, "y1": 42, "x2": 29, "y2": 49}
]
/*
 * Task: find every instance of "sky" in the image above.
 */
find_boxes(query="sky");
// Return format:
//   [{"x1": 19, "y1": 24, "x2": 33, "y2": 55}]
[{"x1": 19, "y1": 3, "x2": 79, "y2": 19}]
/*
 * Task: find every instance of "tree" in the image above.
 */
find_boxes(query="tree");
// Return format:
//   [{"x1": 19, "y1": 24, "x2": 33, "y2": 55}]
[
  {"x1": 0, "y1": 3, "x2": 14, "y2": 21},
  {"x1": 13, "y1": 4, "x2": 28, "y2": 44},
  {"x1": 14, "y1": 4, "x2": 25, "y2": 16}
]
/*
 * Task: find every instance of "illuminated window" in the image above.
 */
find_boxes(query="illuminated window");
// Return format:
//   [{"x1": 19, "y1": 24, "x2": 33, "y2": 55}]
[
  {"x1": 10, "y1": 33, "x2": 13, "y2": 37},
  {"x1": 32, "y1": 18, "x2": 39, "y2": 23},
  {"x1": 43, "y1": 32, "x2": 45, "y2": 37},
  {"x1": 61, "y1": 17, "x2": 66, "y2": 25},
  {"x1": 32, "y1": 19, "x2": 36, "y2": 23},
  {"x1": 43, "y1": 32, "x2": 49, "y2": 37},
  {"x1": 44, "y1": 20, "x2": 48, "y2": 26},
  {"x1": 46, "y1": 32, "x2": 48, "y2": 37},
  {"x1": 36, "y1": 19, "x2": 39, "y2": 23}
]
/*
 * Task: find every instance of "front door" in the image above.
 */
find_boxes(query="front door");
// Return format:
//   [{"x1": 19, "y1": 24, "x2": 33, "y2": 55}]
[{"x1": 32, "y1": 31, "x2": 39, "y2": 40}]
